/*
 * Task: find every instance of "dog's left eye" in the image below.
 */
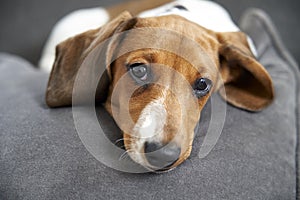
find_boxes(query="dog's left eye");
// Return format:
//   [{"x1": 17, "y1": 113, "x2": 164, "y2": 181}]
[
  {"x1": 128, "y1": 63, "x2": 149, "y2": 82},
  {"x1": 193, "y1": 78, "x2": 212, "y2": 98}
]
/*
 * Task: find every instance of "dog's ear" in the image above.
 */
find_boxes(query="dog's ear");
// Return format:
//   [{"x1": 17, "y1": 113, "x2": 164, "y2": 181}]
[
  {"x1": 217, "y1": 32, "x2": 274, "y2": 111},
  {"x1": 46, "y1": 11, "x2": 134, "y2": 107}
]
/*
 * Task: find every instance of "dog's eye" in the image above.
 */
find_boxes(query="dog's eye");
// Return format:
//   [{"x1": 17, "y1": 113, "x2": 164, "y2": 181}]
[
  {"x1": 193, "y1": 78, "x2": 212, "y2": 98},
  {"x1": 129, "y1": 63, "x2": 149, "y2": 82}
]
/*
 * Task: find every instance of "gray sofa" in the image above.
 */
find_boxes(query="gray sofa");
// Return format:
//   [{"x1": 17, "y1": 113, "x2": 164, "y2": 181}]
[{"x1": 0, "y1": 4, "x2": 299, "y2": 200}]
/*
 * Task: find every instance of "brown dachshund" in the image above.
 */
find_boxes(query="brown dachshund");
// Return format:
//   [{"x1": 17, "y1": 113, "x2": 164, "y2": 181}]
[{"x1": 45, "y1": 0, "x2": 274, "y2": 172}]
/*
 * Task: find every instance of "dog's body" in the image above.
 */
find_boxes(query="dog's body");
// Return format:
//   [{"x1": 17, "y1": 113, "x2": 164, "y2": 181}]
[{"x1": 44, "y1": 0, "x2": 274, "y2": 172}]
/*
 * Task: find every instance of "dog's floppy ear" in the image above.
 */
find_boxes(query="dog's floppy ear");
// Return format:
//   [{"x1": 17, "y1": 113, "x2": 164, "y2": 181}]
[
  {"x1": 45, "y1": 11, "x2": 134, "y2": 108},
  {"x1": 217, "y1": 32, "x2": 274, "y2": 111}
]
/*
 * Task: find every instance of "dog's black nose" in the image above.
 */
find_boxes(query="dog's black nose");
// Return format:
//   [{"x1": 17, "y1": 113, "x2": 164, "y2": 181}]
[{"x1": 144, "y1": 142, "x2": 181, "y2": 169}]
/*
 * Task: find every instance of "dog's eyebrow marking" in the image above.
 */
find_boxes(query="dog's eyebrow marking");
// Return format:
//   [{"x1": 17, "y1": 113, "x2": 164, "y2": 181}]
[
  {"x1": 164, "y1": 4, "x2": 188, "y2": 13},
  {"x1": 173, "y1": 5, "x2": 188, "y2": 11}
]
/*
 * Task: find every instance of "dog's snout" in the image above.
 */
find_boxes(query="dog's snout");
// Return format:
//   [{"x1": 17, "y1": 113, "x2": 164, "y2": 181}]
[{"x1": 144, "y1": 141, "x2": 181, "y2": 169}]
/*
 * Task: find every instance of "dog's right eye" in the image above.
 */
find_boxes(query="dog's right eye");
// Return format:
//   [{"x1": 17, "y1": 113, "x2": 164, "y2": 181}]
[
  {"x1": 193, "y1": 78, "x2": 212, "y2": 98},
  {"x1": 128, "y1": 63, "x2": 150, "y2": 83}
]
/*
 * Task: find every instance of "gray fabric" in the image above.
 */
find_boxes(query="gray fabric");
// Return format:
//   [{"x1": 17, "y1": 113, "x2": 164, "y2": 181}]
[
  {"x1": 239, "y1": 9, "x2": 300, "y2": 199},
  {"x1": 0, "y1": 9, "x2": 299, "y2": 200}
]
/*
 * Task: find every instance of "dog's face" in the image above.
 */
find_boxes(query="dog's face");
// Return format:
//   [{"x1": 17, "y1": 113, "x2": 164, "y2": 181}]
[
  {"x1": 46, "y1": 12, "x2": 274, "y2": 172},
  {"x1": 105, "y1": 15, "x2": 221, "y2": 171},
  {"x1": 106, "y1": 49, "x2": 211, "y2": 171}
]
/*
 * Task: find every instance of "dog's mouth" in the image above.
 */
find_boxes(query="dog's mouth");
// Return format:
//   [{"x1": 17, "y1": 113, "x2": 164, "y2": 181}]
[
  {"x1": 135, "y1": 155, "x2": 179, "y2": 173},
  {"x1": 150, "y1": 163, "x2": 177, "y2": 173}
]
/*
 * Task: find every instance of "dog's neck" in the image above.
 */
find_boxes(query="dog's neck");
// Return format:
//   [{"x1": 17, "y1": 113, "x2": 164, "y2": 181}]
[{"x1": 138, "y1": 0, "x2": 239, "y2": 32}]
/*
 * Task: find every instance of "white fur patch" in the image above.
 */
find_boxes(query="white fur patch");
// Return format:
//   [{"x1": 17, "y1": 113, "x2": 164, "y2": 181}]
[
  {"x1": 247, "y1": 36, "x2": 258, "y2": 57},
  {"x1": 138, "y1": 0, "x2": 240, "y2": 32},
  {"x1": 127, "y1": 97, "x2": 167, "y2": 168},
  {"x1": 133, "y1": 98, "x2": 167, "y2": 140}
]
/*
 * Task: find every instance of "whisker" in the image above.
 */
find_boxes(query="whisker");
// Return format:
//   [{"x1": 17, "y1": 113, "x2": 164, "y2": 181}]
[
  {"x1": 118, "y1": 149, "x2": 133, "y2": 161},
  {"x1": 114, "y1": 138, "x2": 125, "y2": 145},
  {"x1": 119, "y1": 151, "x2": 129, "y2": 161}
]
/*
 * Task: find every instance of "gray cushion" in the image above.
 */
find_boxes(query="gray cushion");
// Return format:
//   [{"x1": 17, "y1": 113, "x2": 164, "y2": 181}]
[{"x1": 0, "y1": 9, "x2": 299, "y2": 199}]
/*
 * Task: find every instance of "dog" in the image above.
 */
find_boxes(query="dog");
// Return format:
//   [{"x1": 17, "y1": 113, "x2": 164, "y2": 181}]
[{"x1": 43, "y1": 0, "x2": 274, "y2": 172}]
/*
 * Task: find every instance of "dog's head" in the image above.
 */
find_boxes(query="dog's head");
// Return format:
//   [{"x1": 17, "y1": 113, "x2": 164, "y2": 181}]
[{"x1": 46, "y1": 12, "x2": 274, "y2": 172}]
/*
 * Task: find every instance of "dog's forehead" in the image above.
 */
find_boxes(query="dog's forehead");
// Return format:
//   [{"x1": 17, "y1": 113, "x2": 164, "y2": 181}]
[
  {"x1": 114, "y1": 15, "x2": 219, "y2": 80},
  {"x1": 134, "y1": 15, "x2": 216, "y2": 41},
  {"x1": 120, "y1": 15, "x2": 218, "y2": 62}
]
